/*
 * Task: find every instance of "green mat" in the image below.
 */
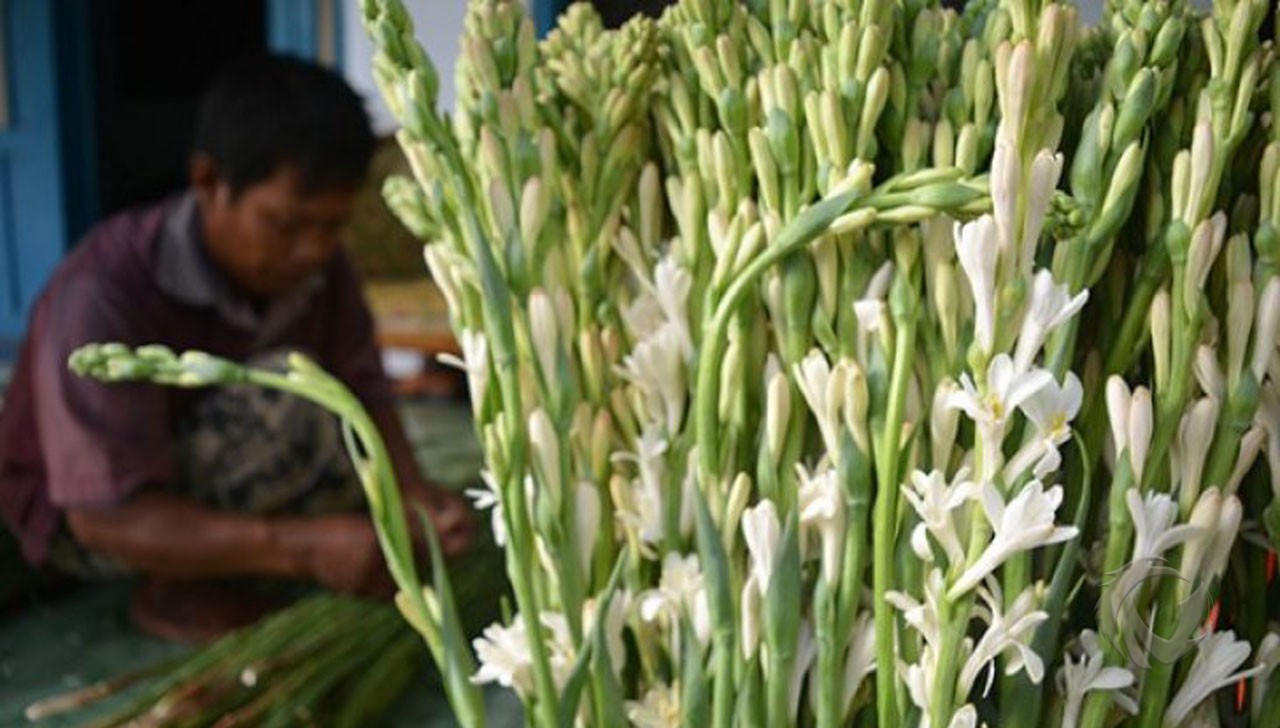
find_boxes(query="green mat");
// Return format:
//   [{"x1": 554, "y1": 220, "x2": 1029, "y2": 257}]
[
  {"x1": 0, "y1": 396, "x2": 522, "y2": 726},
  {"x1": 0, "y1": 581, "x2": 522, "y2": 726}
]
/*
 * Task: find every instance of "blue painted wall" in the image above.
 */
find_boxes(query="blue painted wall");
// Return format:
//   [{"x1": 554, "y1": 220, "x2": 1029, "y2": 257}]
[
  {"x1": 267, "y1": 0, "x2": 343, "y2": 67},
  {"x1": 0, "y1": 2, "x2": 68, "y2": 346}
]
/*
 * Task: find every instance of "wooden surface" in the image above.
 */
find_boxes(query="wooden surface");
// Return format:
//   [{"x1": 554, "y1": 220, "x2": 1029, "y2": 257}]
[{"x1": 365, "y1": 280, "x2": 459, "y2": 356}]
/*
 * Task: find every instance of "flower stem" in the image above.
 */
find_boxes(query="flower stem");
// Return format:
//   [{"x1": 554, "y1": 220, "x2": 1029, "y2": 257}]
[{"x1": 872, "y1": 310, "x2": 917, "y2": 728}]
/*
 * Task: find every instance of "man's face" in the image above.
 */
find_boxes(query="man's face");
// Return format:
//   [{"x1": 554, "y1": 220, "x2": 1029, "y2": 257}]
[{"x1": 197, "y1": 164, "x2": 356, "y2": 299}]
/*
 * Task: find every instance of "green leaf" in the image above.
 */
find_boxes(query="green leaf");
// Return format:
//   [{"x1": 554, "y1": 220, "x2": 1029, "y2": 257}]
[{"x1": 417, "y1": 507, "x2": 486, "y2": 728}]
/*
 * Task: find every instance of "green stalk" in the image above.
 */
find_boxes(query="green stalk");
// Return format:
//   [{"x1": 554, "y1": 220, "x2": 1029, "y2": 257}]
[
  {"x1": 696, "y1": 189, "x2": 863, "y2": 481},
  {"x1": 929, "y1": 592, "x2": 966, "y2": 728},
  {"x1": 872, "y1": 310, "x2": 917, "y2": 728},
  {"x1": 1133, "y1": 582, "x2": 1181, "y2": 728},
  {"x1": 814, "y1": 577, "x2": 841, "y2": 728}
]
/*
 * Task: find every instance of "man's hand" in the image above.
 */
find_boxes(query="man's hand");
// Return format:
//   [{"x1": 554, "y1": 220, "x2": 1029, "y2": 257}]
[
  {"x1": 404, "y1": 485, "x2": 475, "y2": 556},
  {"x1": 67, "y1": 491, "x2": 397, "y2": 598},
  {"x1": 283, "y1": 514, "x2": 395, "y2": 597}
]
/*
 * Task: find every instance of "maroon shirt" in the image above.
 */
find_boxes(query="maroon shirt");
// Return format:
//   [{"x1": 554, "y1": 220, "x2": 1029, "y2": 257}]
[{"x1": 0, "y1": 192, "x2": 392, "y2": 564}]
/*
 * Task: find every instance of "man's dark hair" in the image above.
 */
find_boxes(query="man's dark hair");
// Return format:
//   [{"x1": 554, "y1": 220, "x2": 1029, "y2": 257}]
[{"x1": 192, "y1": 55, "x2": 375, "y2": 195}]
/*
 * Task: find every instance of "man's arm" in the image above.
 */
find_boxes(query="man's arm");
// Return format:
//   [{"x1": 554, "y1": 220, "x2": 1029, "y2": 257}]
[
  {"x1": 369, "y1": 401, "x2": 474, "y2": 555},
  {"x1": 322, "y1": 254, "x2": 475, "y2": 555},
  {"x1": 66, "y1": 489, "x2": 392, "y2": 595}
]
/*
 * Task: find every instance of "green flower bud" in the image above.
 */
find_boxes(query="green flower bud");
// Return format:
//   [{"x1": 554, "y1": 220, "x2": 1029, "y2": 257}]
[
  {"x1": 908, "y1": 182, "x2": 982, "y2": 210},
  {"x1": 372, "y1": 53, "x2": 404, "y2": 120},
  {"x1": 855, "y1": 26, "x2": 886, "y2": 84},
  {"x1": 1150, "y1": 17, "x2": 1185, "y2": 67},
  {"x1": 1096, "y1": 141, "x2": 1144, "y2": 233},
  {"x1": 1223, "y1": 0, "x2": 1256, "y2": 84},
  {"x1": 858, "y1": 67, "x2": 891, "y2": 158},
  {"x1": 973, "y1": 59, "x2": 995, "y2": 130},
  {"x1": 767, "y1": 109, "x2": 800, "y2": 176},
  {"x1": 749, "y1": 128, "x2": 782, "y2": 213},
  {"x1": 955, "y1": 124, "x2": 980, "y2": 174},
  {"x1": 933, "y1": 118, "x2": 955, "y2": 168},
  {"x1": 383, "y1": 175, "x2": 433, "y2": 239},
  {"x1": 1069, "y1": 105, "x2": 1106, "y2": 205},
  {"x1": 713, "y1": 132, "x2": 738, "y2": 210},
  {"x1": 693, "y1": 45, "x2": 724, "y2": 97},
  {"x1": 716, "y1": 34, "x2": 744, "y2": 89},
  {"x1": 1111, "y1": 68, "x2": 1156, "y2": 150},
  {"x1": 874, "y1": 205, "x2": 935, "y2": 224},
  {"x1": 837, "y1": 22, "x2": 858, "y2": 82},
  {"x1": 781, "y1": 253, "x2": 818, "y2": 363},
  {"x1": 820, "y1": 91, "x2": 848, "y2": 167}
]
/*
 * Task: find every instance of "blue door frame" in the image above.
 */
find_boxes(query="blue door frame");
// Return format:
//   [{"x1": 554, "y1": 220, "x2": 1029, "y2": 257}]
[
  {"x1": 267, "y1": 0, "x2": 343, "y2": 67},
  {"x1": 534, "y1": 0, "x2": 568, "y2": 35}
]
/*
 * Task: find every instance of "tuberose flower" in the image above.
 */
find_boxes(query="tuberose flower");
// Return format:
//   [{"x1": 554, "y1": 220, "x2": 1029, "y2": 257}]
[
  {"x1": 743, "y1": 499, "x2": 782, "y2": 592},
  {"x1": 955, "y1": 215, "x2": 1000, "y2": 353},
  {"x1": 949, "y1": 481, "x2": 1077, "y2": 599},
  {"x1": 960, "y1": 580, "x2": 1049, "y2": 696},
  {"x1": 1057, "y1": 631, "x2": 1137, "y2": 728},
  {"x1": 1165, "y1": 631, "x2": 1263, "y2": 727},
  {"x1": 904, "y1": 468, "x2": 977, "y2": 566},
  {"x1": 626, "y1": 681, "x2": 680, "y2": 728},
  {"x1": 1013, "y1": 270, "x2": 1088, "y2": 373},
  {"x1": 947, "y1": 355, "x2": 1053, "y2": 480},
  {"x1": 796, "y1": 463, "x2": 845, "y2": 582}
]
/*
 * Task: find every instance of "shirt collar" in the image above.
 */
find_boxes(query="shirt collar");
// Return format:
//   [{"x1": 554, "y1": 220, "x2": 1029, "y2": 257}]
[{"x1": 154, "y1": 190, "x2": 324, "y2": 336}]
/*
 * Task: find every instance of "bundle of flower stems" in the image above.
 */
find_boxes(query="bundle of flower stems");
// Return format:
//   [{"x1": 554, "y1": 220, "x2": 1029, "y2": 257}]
[
  {"x1": 23, "y1": 594, "x2": 420, "y2": 727},
  {"x1": 72, "y1": 0, "x2": 1280, "y2": 724}
]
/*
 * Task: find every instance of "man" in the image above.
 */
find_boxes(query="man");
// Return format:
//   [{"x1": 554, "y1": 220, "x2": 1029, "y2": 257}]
[{"x1": 0, "y1": 56, "x2": 472, "y2": 638}]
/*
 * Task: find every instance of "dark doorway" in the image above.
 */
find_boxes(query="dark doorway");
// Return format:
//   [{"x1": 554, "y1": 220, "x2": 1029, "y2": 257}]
[
  {"x1": 90, "y1": 0, "x2": 268, "y2": 217},
  {"x1": 591, "y1": 0, "x2": 675, "y2": 28}
]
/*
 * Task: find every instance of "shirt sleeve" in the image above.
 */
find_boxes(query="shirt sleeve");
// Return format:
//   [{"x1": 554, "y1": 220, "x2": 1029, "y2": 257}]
[
  {"x1": 321, "y1": 253, "x2": 395, "y2": 409},
  {"x1": 32, "y1": 274, "x2": 174, "y2": 508}
]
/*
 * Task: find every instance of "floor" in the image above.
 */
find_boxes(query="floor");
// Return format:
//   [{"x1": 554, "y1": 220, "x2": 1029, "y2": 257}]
[{"x1": 0, "y1": 395, "x2": 523, "y2": 726}]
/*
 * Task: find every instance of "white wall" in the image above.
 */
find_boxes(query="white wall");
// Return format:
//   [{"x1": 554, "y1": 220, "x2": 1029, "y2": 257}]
[{"x1": 343, "y1": 1, "x2": 471, "y2": 135}]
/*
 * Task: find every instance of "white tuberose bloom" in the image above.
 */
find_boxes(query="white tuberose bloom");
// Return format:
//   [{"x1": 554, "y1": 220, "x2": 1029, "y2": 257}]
[
  {"x1": 743, "y1": 499, "x2": 782, "y2": 593},
  {"x1": 1252, "y1": 277, "x2": 1280, "y2": 381},
  {"x1": 626, "y1": 681, "x2": 680, "y2": 728},
  {"x1": 1105, "y1": 377, "x2": 1153, "y2": 482},
  {"x1": 954, "y1": 215, "x2": 1000, "y2": 353},
  {"x1": 639, "y1": 552, "x2": 712, "y2": 647},
  {"x1": 528, "y1": 288, "x2": 560, "y2": 382},
  {"x1": 949, "y1": 481, "x2": 1078, "y2": 599},
  {"x1": 611, "y1": 430, "x2": 669, "y2": 552},
  {"x1": 1128, "y1": 489, "x2": 1201, "y2": 564},
  {"x1": 653, "y1": 256, "x2": 694, "y2": 358},
  {"x1": 472, "y1": 611, "x2": 575, "y2": 696},
  {"x1": 1057, "y1": 631, "x2": 1137, "y2": 728},
  {"x1": 1013, "y1": 270, "x2": 1088, "y2": 373},
  {"x1": 960, "y1": 580, "x2": 1049, "y2": 696},
  {"x1": 1006, "y1": 372, "x2": 1083, "y2": 482},
  {"x1": 618, "y1": 324, "x2": 688, "y2": 435},
  {"x1": 904, "y1": 469, "x2": 977, "y2": 566},
  {"x1": 841, "y1": 612, "x2": 877, "y2": 714},
  {"x1": 1165, "y1": 631, "x2": 1264, "y2": 727},
  {"x1": 472, "y1": 617, "x2": 535, "y2": 695},
  {"x1": 796, "y1": 463, "x2": 845, "y2": 583},
  {"x1": 1020, "y1": 151, "x2": 1065, "y2": 273},
  {"x1": 465, "y1": 469, "x2": 507, "y2": 547},
  {"x1": 437, "y1": 329, "x2": 489, "y2": 410},
  {"x1": 887, "y1": 568, "x2": 948, "y2": 648},
  {"x1": 947, "y1": 355, "x2": 1053, "y2": 478},
  {"x1": 1252, "y1": 633, "x2": 1280, "y2": 722},
  {"x1": 793, "y1": 350, "x2": 848, "y2": 456}
]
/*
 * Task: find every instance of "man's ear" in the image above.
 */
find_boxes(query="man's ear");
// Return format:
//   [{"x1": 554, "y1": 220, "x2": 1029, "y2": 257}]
[{"x1": 189, "y1": 153, "x2": 229, "y2": 207}]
